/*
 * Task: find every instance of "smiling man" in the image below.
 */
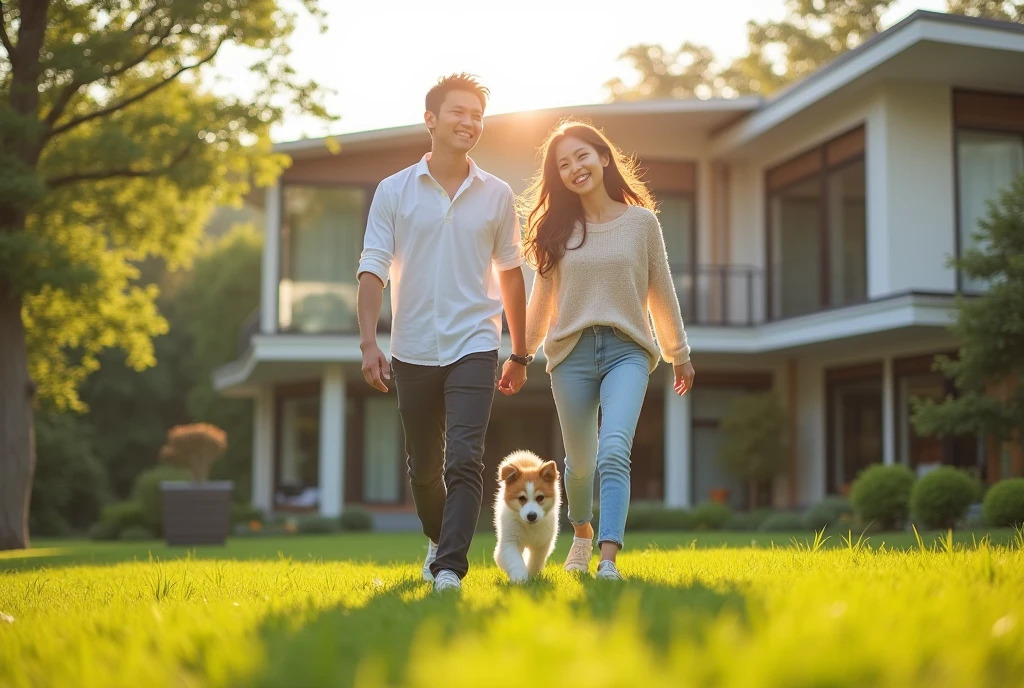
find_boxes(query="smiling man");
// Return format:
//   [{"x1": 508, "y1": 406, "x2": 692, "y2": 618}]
[{"x1": 356, "y1": 74, "x2": 529, "y2": 593}]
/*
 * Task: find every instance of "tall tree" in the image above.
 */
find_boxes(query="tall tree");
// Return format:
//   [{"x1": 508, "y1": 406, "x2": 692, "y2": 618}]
[
  {"x1": 0, "y1": 0, "x2": 332, "y2": 550},
  {"x1": 912, "y1": 176, "x2": 1024, "y2": 453},
  {"x1": 608, "y1": 0, "x2": 897, "y2": 99},
  {"x1": 946, "y1": 0, "x2": 1023, "y2": 21}
]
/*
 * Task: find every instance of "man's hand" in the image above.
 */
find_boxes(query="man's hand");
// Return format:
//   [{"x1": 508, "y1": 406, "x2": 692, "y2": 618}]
[
  {"x1": 498, "y1": 359, "x2": 527, "y2": 396},
  {"x1": 673, "y1": 360, "x2": 695, "y2": 396},
  {"x1": 361, "y1": 342, "x2": 391, "y2": 393}
]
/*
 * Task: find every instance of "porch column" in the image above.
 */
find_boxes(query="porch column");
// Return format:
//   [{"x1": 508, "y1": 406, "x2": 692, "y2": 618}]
[
  {"x1": 664, "y1": 377, "x2": 692, "y2": 508},
  {"x1": 319, "y1": 364, "x2": 346, "y2": 517},
  {"x1": 251, "y1": 387, "x2": 274, "y2": 513},
  {"x1": 882, "y1": 357, "x2": 895, "y2": 466},
  {"x1": 260, "y1": 184, "x2": 280, "y2": 333}
]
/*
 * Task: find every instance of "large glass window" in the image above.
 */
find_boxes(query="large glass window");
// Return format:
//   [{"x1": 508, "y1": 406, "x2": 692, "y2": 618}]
[
  {"x1": 767, "y1": 128, "x2": 867, "y2": 319},
  {"x1": 279, "y1": 186, "x2": 369, "y2": 333},
  {"x1": 826, "y1": 364, "x2": 882, "y2": 495},
  {"x1": 275, "y1": 393, "x2": 320, "y2": 510},
  {"x1": 956, "y1": 131, "x2": 1024, "y2": 293}
]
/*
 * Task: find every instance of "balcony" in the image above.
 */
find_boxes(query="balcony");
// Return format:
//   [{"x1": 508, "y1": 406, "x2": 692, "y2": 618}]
[{"x1": 266, "y1": 264, "x2": 764, "y2": 341}]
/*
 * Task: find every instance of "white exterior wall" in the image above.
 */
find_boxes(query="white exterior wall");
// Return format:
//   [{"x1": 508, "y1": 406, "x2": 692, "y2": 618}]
[{"x1": 873, "y1": 82, "x2": 957, "y2": 295}]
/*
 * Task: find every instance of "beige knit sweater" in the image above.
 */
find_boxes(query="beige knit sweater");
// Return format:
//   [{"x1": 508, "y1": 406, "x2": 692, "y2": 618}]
[{"x1": 525, "y1": 205, "x2": 690, "y2": 373}]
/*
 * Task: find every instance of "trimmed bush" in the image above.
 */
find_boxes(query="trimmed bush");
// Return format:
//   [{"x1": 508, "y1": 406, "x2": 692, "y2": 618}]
[
  {"x1": 804, "y1": 496, "x2": 854, "y2": 531},
  {"x1": 132, "y1": 465, "x2": 191, "y2": 534},
  {"x1": 692, "y1": 502, "x2": 731, "y2": 530},
  {"x1": 298, "y1": 516, "x2": 341, "y2": 534},
  {"x1": 339, "y1": 507, "x2": 374, "y2": 532},
  {"x1": 230, "y1": 502, "x2": 265, "y2": 525},
  {"x1": 982, "y1": 478, "x2": 1024, "y2": 528},
  {"x1": 849, "y1": 464, "x2": 914, "y2": 531},
  {"x1": 910, "y1": 467, "x2": 979, "y2": 529},
  {"x1": 724, "y1": 509, "x2": 774, "y2": 531},
  {"x1": 119, "y1": 525, "x2": 156, "y2": 541},
  {"x1": 90, "y1": 501, "x2": 148, "y2": 540},
  {"x1": 759, "y1": 512, "x2": 807, "y2": 532},
  {"x1": 626, "y1": 503, "x2": 697, "y2": 531}
]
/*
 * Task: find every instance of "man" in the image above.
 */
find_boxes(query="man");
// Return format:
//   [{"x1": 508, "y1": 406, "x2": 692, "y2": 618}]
[{"x1": 356, "y1": 73, "x2": 530, "y2": 593}]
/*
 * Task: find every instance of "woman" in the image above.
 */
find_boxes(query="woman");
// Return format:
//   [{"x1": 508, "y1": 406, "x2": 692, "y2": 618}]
[{"x1": 522, "y1": 120, "x2": 695, "y2": 580}]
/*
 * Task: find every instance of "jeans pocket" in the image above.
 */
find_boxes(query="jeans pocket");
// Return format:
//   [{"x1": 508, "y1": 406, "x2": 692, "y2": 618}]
[{"x1": 611, "y1": 326, "x2": 636, "y2": 344}]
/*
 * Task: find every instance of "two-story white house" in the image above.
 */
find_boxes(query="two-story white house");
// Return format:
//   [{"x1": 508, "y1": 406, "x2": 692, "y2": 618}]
[{"x1": 214, "y1": 10, "x2": 1024, "y2": 519}]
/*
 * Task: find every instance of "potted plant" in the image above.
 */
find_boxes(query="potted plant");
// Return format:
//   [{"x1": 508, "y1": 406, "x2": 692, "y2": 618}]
[
  {"x1": 158, "y1": 423, "x2": 232, "y2": 545},
  {"x1": 716, "y1": 393, "x2": 788, "y2": 509}
]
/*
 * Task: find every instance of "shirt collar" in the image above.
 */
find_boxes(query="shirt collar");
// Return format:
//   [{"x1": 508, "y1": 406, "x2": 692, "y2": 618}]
[{"x1": 416, "y1": 153, "x2": 485, "y2": 183}]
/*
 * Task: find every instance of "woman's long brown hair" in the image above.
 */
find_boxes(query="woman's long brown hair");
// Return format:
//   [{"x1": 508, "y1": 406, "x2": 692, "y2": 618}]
[{"x1": 520, "y1": 120, "x2": 654, "y2": 277}]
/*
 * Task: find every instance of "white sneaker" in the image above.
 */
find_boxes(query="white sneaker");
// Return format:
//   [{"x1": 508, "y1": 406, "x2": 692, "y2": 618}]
[
  {"x1": 596, "y1": 560, "x2": 624, "y2": 581},
  {"x1": 433, "y1": 569, "x2": 461, "y2": 593},
  {"x1": 422, "y1": 540, "x2": 438, "y2": 582},
  {"x1": 564, "y1": 536, "x2": 594, "y2": 572}
]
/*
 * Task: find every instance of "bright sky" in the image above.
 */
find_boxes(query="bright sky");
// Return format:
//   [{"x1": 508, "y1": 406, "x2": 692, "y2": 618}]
[{"x1": 207, "y1": 0, "x2": 947, "y2": 142}]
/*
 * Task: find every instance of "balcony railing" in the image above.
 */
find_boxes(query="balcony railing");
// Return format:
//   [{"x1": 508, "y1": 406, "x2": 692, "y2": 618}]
[
  {"x1": 251, "y1": 264, "x2": 764, "y2": 351},
  {"x1": 672, "y1": 264, "x2": 765, "y2": 327}
]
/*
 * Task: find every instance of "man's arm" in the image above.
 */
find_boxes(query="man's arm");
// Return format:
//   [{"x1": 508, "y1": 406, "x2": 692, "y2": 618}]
[
  {"x1": 357, "y1": 272, "x2": 390, "y2": 393},
  {"x1": 497, "y1": 266, "x2": 528, "y2": 395},
  {"x1": 357, "y1": 182, "x2": 394, "y2": 393}
]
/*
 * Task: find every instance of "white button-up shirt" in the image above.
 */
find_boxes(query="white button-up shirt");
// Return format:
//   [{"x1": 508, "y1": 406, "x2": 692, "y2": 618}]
[{"x1": 358, "y1": 154, "x2": 523, "y2": 366}]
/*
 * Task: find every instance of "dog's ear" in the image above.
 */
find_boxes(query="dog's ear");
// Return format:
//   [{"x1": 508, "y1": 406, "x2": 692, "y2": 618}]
[
  {"x1": 540, "y1": 460, "x2": 558, "y2": 483},
  {"x1": 500, "y1": 463, "x2": 519, "y2": 483}
]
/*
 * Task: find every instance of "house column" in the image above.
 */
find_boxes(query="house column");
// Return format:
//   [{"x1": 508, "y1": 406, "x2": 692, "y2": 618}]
[
  {"x1": 664, "y1": 377, "x2": 692, "y2": 508},
  {"x1": 319, "y1": 364, "x2": 346, "y2": 517},
  {"x1": 882, "y1": 356, "x2": 896, "y2": 466},
  {"x1": 260, "y1": 184, "x2": 280, "y2": 333},
  {"x1": 251, "y1": 387, "x2": 274, "y2": 513}
]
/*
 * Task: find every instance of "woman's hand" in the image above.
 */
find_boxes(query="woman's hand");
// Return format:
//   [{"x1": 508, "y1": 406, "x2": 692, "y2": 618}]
[{"x1": 673, "y1": 360, "x2": 695, "y2": 396}]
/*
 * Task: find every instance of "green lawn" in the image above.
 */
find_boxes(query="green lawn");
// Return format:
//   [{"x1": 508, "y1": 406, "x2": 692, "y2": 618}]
[{"x1": 2, "y1": 529, "x2": 1023, "y2": 687}]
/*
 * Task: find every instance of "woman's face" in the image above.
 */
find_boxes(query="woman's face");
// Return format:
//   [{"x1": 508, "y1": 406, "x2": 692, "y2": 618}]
[{"x1": 553, "y1": 136, "x2": 609, "y2": 197}]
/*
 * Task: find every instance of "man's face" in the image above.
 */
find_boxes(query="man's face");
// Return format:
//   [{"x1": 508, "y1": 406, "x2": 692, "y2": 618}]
[{"x1": 425, "y1": 89, "x2": 483, "y2": 152}]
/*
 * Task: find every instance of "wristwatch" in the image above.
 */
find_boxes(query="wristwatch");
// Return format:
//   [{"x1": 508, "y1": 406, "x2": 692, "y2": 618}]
[{"x1": 508, "y1": 353, "x2": 533, "y2": 366}]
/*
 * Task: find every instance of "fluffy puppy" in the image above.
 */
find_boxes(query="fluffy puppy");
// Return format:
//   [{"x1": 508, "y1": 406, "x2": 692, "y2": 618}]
[{"x1": 493, "y1": 450, "x2": 561, "y2": 583}]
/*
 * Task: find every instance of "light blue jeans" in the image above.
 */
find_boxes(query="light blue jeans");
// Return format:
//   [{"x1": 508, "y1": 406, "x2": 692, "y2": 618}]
[{"x1": 550, "y1": 326, "x2": 650, "y2": 549}]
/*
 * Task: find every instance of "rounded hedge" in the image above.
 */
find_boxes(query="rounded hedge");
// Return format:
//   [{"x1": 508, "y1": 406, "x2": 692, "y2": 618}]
[
  {"x1": 692, "y1": 502, "x2": 732, "y2": 530},
  {"x1": 982, "y1": 478, "x2": 1024, "y2": 528},
  {"x1": 803, "y1": 496, "x2": 854, "y2": 531},
  {"x1": 131, "y1": 465, "x2": 191, "y2": 534},
  {"x1": 339, "y1": 507, "x2": 374, "y2": 532},
  {"x1": 849, "y1": 464, "x2": 914, "y2": 531},
  {"x1": 758, "y1": 512, "x2": 806, "y2": 532},
  {"x1": 910, "y1": 466, "x2": 978, "y2": 529}
]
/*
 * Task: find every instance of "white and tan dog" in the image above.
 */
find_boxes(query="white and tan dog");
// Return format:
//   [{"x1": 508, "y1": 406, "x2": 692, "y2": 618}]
[{"x1": 493, "y1": 450, "x2": 561, "y2": 583}]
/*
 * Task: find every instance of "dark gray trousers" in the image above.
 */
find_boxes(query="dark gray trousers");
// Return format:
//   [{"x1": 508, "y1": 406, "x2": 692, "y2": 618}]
[{"x1": 392, "y1": 350, "x2": 498, "y2": 579}]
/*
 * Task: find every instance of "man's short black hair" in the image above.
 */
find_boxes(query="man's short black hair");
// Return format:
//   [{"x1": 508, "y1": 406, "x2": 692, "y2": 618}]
[{"x1": 425, "y1": 73, "x2": 490, "y2": 114}]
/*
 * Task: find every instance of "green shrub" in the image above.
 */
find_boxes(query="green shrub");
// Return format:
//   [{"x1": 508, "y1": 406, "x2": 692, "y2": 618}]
[
  {"x1": 849, "y1": 464, "x2": 914, "y2": 531},
  {"x1": 90, "y1": 501, "x2": 147, "y2": 540},
  {"x1": 119, "y1": 525, "x2": 156, "y2": 541},
  {"x1": 625, "y1": 503, "x2": 696, "y2": 530},
  {"x1": 692, "y1": 502, "x2": 731, "y2": 530},
  {"x1": 759, "y1": 512, "x2": 807, "y2": 532},
  {"x1": 131, "y1": 465, "x2": 192, "y2": 534},
  {"x1": 982, "y1": 478, "x2": 1024, "y2": 528},
  {"x1": 910, "y1": 467, "x2": 979, "y2": 529},
  {"x1": 297, "y1": 516, "x2": 341, "y2": 534},
  {"x1": 339, "y1": 507, "x2": 374, "y2": 532},
  {"x1": 804, "y1": 496, "x2": 854, "y2": 531},
  {"x1": 88, "y1": 519, "x2": 120, "y2": 541},
  {"x1": 724, "y1": 509, "x2": 774, "y2": 531},
  {"x1": 230, "y1": 502, "x2": 265, "y2": 525}
]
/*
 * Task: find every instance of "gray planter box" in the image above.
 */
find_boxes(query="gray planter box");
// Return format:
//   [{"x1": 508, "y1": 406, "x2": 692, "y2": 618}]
[{"x1": 160, "y1": 480, "x2": 234, "y2": 545}]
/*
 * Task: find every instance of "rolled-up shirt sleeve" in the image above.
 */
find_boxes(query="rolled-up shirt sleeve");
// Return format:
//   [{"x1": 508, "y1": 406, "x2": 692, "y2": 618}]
[
  {"x1": 492, "y1": 185, "x2": 523, "y2": 271},
  {"x1": 357, "y1": 181, "x2": 394, "y2": 287}
]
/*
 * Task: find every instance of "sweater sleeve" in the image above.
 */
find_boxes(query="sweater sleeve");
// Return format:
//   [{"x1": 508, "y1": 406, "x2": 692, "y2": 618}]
[
  {"x1": 525, "y1": 268, "x2": 555, "y2": 357},
  {"x1": 646, "y1": 215, "x2": 691, "y2": 365}
]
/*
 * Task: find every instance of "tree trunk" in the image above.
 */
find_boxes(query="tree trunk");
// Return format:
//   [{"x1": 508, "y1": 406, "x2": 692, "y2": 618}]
[{"x1": 0, "y1": 281, "x2": 34, "y2": 550}]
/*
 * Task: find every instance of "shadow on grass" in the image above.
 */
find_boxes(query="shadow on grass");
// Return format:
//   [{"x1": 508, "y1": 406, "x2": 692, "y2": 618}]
[{"x1": 248, "y1": 573, "x2": 748, "y2": 687}]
